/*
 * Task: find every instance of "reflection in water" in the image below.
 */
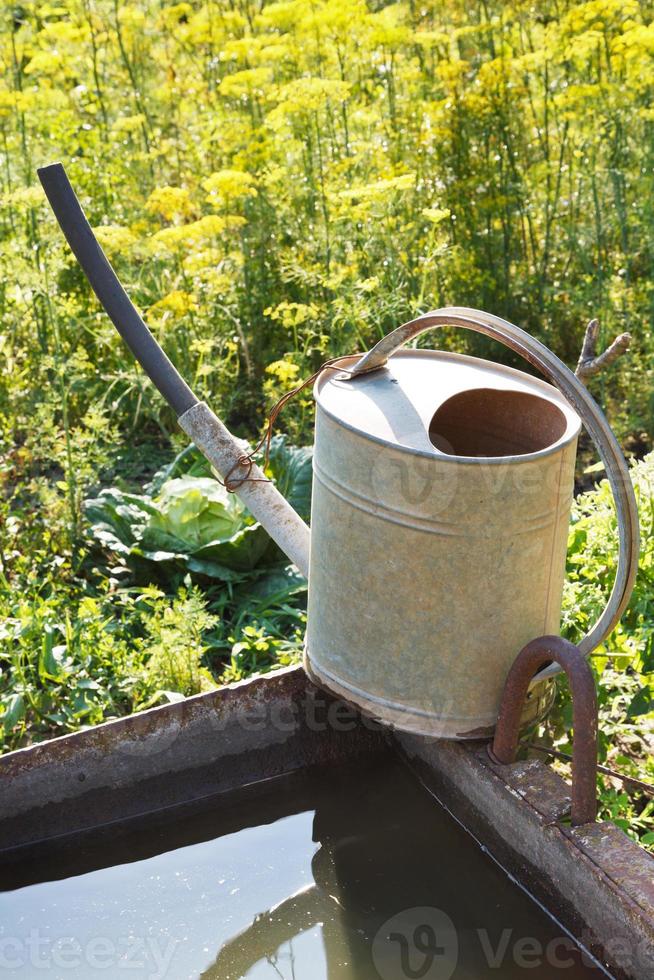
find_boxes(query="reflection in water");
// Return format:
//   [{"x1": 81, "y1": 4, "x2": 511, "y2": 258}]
[
  {"x1": 202, "y1": 761, "x2": 606, "y2": 980},
  {"x1": 204, "y1": 849, "x2": 348, "y2": 979},
  {"x1": 0, "y1": 758, "x2": 608, "y2": 980}
]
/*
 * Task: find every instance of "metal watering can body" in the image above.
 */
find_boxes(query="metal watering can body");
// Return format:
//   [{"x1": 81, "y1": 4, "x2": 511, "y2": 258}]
[
  {"x1": 305, "y1": 350, "x2": 580, "y2": 737},
  {"x1": 177, "y1": 311, "x2": 639, "y2": 739},
  {"x1": 38, "y1": 165, "x2": 640, "y2": 741}
]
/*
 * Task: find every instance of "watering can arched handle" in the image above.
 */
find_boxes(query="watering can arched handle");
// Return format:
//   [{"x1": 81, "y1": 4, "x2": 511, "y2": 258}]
[{"x1": 349, "y1": 306, "x2": 639, "y2": 674}]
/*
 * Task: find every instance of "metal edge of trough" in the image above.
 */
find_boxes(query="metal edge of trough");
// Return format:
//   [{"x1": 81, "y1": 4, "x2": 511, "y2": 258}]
[
  {"x1": 0, "y1": 665, "x2": 387, "y2": 849},
  {"x1": 396, "y1": 732, "x2": 654, "y2": 980},
  {"x1": 1, "y1": 666, "x2": 653, "y2": 980}
]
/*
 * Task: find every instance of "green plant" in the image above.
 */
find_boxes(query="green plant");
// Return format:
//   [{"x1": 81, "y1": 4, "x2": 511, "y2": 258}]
[
  {"x1": 136, "y1": 586, "x2": 218, "y2": 701},
  {"x1": 85, "y1": 477, "x2": 269, "y2": 580},
  {"x1": 84, "y1": 436, "x2": 313, "y2": 581},
  {"x1": 539, "y1": 453, "x2": 654, "y2": 849},
  {"x1": 564, "y1": 453, "x2": 654, "y2": 716},
  {"x1": 0, "y1": 586, "x2": 142, "y2": 749},
  {"x1": 218, "y1": 565, "x2": 307, "y2": 682}
]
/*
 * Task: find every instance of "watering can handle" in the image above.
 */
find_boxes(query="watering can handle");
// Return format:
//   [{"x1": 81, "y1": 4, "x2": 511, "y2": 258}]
[{"x1": 349, "y1": 306, "x2": 639, "y2": 672}]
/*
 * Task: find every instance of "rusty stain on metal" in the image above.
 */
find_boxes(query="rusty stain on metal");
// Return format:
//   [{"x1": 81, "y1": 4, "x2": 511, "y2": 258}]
[
  {"x1": 456, "y1": 674, "x2": 557, "y2": 740},
  {"x1": 568, "y1": 821, "x2": 654, "y2": 920},
  {"x1": 480, "y1": 750, "x2": 573, "y2": 823},
  {"x1": 489, "y1": 635, "x2": 598, "y2": 826}
]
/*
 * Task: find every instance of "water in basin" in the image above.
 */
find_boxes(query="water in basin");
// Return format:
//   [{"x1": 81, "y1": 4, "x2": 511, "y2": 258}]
[{"x1": 0, "y1": 757, "x2": 609, "y2": 979}]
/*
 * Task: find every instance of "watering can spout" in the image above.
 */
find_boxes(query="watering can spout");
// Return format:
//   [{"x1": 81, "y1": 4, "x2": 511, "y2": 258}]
[{"x1": 37, "y1": 163, "x2": 310, "y2": 577}]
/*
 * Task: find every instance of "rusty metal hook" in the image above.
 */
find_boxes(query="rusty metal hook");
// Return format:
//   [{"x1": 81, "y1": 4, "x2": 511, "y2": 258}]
[{"x1": 488, "y1": 636, "x2": 598, "y2": 826}]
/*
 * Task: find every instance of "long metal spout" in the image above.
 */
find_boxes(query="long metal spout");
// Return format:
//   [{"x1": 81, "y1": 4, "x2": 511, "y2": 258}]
[{"x1": 37, "y1": 163, "x2": 310, "y2": 577}]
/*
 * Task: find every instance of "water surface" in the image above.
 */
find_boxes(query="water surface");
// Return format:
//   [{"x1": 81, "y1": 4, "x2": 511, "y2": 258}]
[{"x1": 0, "y1": 757, "x2": 609, "y2": 979}]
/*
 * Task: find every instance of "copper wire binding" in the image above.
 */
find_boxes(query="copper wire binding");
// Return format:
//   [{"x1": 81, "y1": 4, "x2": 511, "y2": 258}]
[{"x1": 220, "y1": 356, "x2": 356, "y2": 492}]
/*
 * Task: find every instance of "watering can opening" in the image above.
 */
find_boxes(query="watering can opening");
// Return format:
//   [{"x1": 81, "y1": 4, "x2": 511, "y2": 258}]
[
  {"x1": 314, "y1": 349, "x2": 580, "y2": 464},
  {"x1": 428, "y1": 387, "x2": 569, "y2": 458}
]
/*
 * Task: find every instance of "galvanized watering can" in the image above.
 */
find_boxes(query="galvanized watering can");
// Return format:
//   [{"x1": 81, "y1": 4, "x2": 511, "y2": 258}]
[{"x1": 39, "y1": 164, "x2": 639, "y2": 739}]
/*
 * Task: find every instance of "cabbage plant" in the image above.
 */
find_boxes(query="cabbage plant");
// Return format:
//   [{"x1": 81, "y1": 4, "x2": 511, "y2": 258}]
[{"x1": 85, "y1": 437, "x2": 312, "y2": 581}]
